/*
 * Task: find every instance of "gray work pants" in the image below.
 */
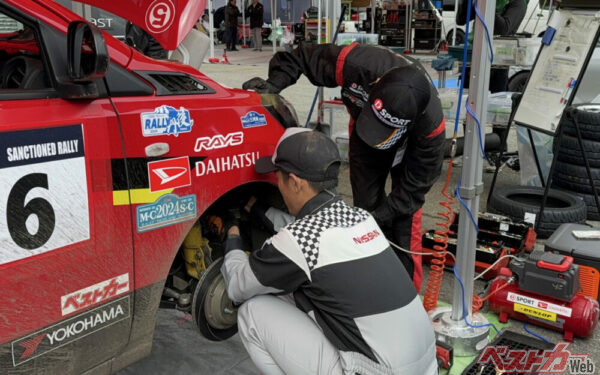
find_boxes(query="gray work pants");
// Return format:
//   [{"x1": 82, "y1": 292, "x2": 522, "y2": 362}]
[
  {"x1": 251, "y1": 27, "x2": 262, "y2": 50},
  {"x1": 237, "y1": 295, "x2": 344, "y2": 375}
]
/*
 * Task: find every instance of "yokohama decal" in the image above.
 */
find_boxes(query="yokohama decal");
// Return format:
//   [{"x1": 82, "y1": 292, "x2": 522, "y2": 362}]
[
  {"x1": 11, "y1": 297, "x2": 130, "y2": 366},
  {"x1": 61, "y1": 273, "x2": 130, "y2": 316}
]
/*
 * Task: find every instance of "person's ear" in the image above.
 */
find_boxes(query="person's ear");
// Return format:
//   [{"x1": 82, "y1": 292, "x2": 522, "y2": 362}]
[{"x1": 288, "y1": 173, "x2": 304, "y2": 193}]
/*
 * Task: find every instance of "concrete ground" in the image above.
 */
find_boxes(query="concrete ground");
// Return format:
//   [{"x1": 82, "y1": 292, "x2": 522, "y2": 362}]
[{"x1": 119, "y1": 46, "x2": 599, "y2": 374}]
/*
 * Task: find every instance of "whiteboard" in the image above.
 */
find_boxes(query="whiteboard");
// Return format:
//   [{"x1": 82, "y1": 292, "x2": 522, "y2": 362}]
[{"x1": 514, "y1": 9, "x2": 600, "y2": 134}]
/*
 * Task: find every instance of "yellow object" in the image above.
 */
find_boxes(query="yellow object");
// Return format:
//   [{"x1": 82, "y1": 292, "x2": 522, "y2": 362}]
[
  {"x1": 182, "y1": 223, "x2": 212, "y2": 279},
  {"x1": 514, "y1": 303, "x2": 557, "y2": 322},
  {"x1": 112, "y1": 188, "x2": 174, "y2": 206}
]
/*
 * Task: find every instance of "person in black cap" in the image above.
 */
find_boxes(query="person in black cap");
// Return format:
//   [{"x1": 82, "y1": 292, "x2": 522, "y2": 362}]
[
  {"x1": 242, "y1": 43, "x2": 446, "y2": 292},
  {"x1": 220, "y1": 127, "x2": 437, "y2": 375}
]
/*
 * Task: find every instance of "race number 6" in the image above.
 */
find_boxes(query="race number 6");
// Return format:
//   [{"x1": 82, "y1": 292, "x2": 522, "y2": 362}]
[{"x1": 7, "y1": 173, "x2": 56, "y2": 249}]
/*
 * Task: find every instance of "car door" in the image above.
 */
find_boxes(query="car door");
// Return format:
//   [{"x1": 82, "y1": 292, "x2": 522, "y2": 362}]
[{"x1": 0, "y1": 4, "x2": 133, "y2": 373}]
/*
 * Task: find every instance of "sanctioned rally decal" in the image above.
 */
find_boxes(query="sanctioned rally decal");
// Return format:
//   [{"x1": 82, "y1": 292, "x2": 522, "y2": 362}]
[
  {"x1": 0, "y1": 125, "x2": 89, "y2": 265},
  {"x1": 61, "y1": 273, "x2": 130, "y2": 316},
  {"x1": 11, "y1": 296, "x2": 130, "y2": 366},
  {"x1": 141, "y1": 105, "x2": 193, "y2": 137},
  {"x1": 241, "y1": 111, "x2": 267, "y2": 128},
  {"x1": 136, "y1": 193, "x2": 197, "y2": 232},
  {"x1": 148, "y1": 156, "x2": 191, "y2": 193}
]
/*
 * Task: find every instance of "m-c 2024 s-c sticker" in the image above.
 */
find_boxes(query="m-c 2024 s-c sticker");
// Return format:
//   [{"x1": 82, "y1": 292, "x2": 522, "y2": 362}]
[
  {"x1": 141, "y1": 105, "x2": 194, "y2": 137},
  {"x1": 11, "y1": 296, "x2": 130, "y2": 366},
  {"x1": 136, "y1": 193, "x2": 196, "y2": 232},
  {"x1": 0, "y1": 125, "x2": 90, "y2": 265}
]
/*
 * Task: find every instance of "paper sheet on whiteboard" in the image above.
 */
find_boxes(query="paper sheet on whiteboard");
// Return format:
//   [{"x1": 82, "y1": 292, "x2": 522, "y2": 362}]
[{"x1": 514, "y1": 9, "x2": 600, "y2": 134}]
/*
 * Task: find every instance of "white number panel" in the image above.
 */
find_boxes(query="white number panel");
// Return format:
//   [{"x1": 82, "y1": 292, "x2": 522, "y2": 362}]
[{"x1": 0, "y1": 125, "x2": 90, "y2": 265}]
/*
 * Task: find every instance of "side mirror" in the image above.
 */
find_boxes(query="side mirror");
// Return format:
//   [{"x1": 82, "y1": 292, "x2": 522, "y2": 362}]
[{"x1": 67, "y1": 21, "x2": 108, "y2": 82}]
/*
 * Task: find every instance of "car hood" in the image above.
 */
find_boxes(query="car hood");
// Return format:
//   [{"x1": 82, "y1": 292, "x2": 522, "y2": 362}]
[{"x1": 72, "y1": 0, "x2": 204, "y2": 50}]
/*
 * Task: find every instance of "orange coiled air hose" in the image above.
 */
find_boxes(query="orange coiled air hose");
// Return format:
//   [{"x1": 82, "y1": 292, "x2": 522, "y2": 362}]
[
  {"x1": 472, "y1": 279, "x2": 511, "y2": 313},
  {"x1": 423, "y1": 157, "x2": 456, "y2": 312}
]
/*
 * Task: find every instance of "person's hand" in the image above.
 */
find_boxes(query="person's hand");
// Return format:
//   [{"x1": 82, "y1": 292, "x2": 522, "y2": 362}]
[
  {"x1": 221, "y1": 209, "x2": 241, "y2": 236},
  {"x1": 228, "y1": 226, "x2": 240, "y2": 237},
  {"x1": 244, "y1": 196, "x2": 257, "y2": 213},
  {"x1": 242, "y1": 77, "x2": 281, "y2": 94}
]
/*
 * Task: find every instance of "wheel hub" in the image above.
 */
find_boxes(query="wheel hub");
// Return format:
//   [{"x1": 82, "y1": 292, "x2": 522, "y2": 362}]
[{"x1": 203, "y1": 273, "x2": 237, "y2": 329}]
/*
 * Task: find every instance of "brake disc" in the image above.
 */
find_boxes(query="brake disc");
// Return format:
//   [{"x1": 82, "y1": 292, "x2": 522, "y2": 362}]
[
  {"x1": 192, "y1": 257, "x2": 238, "y2": 341},
  {"x1": 203, "y1": 269, "x2": 237, "y2": 329}
]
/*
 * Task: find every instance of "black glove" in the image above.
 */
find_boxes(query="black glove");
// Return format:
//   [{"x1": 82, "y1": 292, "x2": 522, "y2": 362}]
[
  {"x1": 221, "y1": 209, "x2": 241, "y2": 235},
  {"x1": 242, "y1": 77, "x2": 281, "y2": 94}
]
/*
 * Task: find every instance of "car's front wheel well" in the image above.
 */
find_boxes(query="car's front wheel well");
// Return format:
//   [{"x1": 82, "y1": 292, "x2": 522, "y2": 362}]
[{"x1": 160, "y1": 181, "x2": 282, "y2": 312}]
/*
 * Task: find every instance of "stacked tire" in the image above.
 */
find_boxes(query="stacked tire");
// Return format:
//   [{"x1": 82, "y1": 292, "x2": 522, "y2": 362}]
[{"x1": 553, "y1": 104, "x2": 600, "y2": 221}]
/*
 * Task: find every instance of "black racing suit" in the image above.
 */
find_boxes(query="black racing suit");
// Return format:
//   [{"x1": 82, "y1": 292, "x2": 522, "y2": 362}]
[{"x1": 266, "y1": 42, "x2": 446, "y2": 291}]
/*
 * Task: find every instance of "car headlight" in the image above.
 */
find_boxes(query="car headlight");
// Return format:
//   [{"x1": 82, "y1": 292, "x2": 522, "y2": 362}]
[{"x1": 261, "y1": 93, "x2": 299, "y2": 129}]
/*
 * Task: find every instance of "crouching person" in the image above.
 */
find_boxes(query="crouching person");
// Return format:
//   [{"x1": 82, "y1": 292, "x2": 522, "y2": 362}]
[{"x1": 221, "y1": 128, "x2": 437, "y2": 375}]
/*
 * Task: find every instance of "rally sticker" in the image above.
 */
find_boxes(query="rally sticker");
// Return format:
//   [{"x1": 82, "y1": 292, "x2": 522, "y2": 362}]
[
  {"x1": 195, "y1": 151, "x2": 259, "y2": 177},
  {"x1": 507, "y1": 292, "x2": 572, "y2": 317},
  {"x1": 514, "y1": 303, "x2": 557, "y2": 322},
  {"x1": 241, "y1": 111, "x2": 267, "y2": 128},
  {"x1": 61, "y1": 273, "x2": 130, "y2": 316},
  {"x1": 141, "y1": 105, "x2": 194, "y2": 137},
  {"x1": 136, "y1": 193, "x2": 196, "y2": 232},
  {"x1": 145, "y1": 0, "x2": 175, "y2": 33},
  {"x1": 11, "y1": 296, "x2": 130, "y2": 366},
  {"x1": 148, "y1": 156, "x2": 191, "y2": 193},
  {"x1": 0, "y1": 125, "x2": 90, "y2": 265},
  {"x1": 194, "y1": 132, "x2": 244, "y2": 152}
]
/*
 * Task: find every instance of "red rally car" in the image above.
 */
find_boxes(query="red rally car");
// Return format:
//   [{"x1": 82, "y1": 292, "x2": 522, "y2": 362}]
[{"x1": 0, "y1": 0, "x2": 296, "y2": 373}]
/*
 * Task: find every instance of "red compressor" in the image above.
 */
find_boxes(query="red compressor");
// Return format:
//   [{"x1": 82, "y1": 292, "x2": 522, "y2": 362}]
[{"x1": 488, "y1": 251, "x2": 599, "y2": 341}]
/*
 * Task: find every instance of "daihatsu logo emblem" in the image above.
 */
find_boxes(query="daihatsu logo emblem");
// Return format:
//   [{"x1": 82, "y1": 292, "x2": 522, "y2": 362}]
[
  {"x1": 153, "y1": 167, "x2": 187, "y2": 185},
  {"x1": 146, "y1": 0, "x2": 175, "y2": 33}
]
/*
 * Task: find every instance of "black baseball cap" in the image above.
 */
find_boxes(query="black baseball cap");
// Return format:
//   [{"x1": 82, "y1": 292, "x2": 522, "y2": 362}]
[
  {"x1": 356, "y1": 66, "x2": 431, "y2": 150},
  {"x1": 255, "y1": 128, "x2": 341, "y2": 182}
]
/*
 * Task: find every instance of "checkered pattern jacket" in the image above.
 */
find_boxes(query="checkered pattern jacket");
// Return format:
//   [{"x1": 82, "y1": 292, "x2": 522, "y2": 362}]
[{"x1": 222, "y1": 192, "x2": 437, "y2": 374}]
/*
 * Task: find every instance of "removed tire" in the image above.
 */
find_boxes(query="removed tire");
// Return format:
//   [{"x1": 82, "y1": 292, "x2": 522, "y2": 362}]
[
  {"x1": 507, "y1": 71, "x2": 530, "y2": 93},
  {"x1": 446, "y1": 29, "x2": 465, "y2": 45},
  {"x1": 576, "y1": 193, "x2": 600, "y2": 221},
  {"x1": 553, "y1": 172, "x2": 600, "y2": 195},
  {"x1": 487, "y1": 186, "x2": 587, "y2": 238},
  {"x1": 192, "y1": 257, "x2": 238, "y2": 341},
  {"x1": 562, "y1": 104, "x2": 600, "y2": 142},
  {"x1": 554, "y1": 160, "x2": 600, "y2": 182},
  {"x1": 555, "y1": 134, "x2": 600, "y2": 168}
]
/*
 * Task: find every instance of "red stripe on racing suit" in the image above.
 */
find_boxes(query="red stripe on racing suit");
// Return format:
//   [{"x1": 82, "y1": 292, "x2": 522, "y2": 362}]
[{"x1": 335, "y1": 42, "x2": 358, "y2": 86}]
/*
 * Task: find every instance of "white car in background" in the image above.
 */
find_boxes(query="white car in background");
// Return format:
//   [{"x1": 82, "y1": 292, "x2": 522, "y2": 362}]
[{"x1": 442, "y1": 0, "x2": 551, "y2": 45}]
